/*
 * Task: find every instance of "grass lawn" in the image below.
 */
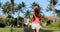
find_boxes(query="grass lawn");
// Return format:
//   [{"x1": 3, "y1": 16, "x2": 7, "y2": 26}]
[
  {"x1": 0, "y1": 27, "x2": 60, "y2": 32},
  {"x1": 42, "y1": 25, "x2": 60, "y2": 32},
  {"x1": 42, "y1": 25, "x2": 60, "y2": 31},
  {"x1": 42, "y1": 26, "x2": 60, "y2": 30},
  {"x1": 0, "y1": 28, "x2": 23, "y2": 32}
]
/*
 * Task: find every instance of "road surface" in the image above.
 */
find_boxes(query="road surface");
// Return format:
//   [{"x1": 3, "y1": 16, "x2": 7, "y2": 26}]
[{"x1": 24, "y1": 28, "x2": 53, "y2": 32}]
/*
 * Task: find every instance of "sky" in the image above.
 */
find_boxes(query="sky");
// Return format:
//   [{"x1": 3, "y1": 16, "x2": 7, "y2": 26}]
[{"x1": 0, "y1": 0, "x2": 60, "y2": 18}]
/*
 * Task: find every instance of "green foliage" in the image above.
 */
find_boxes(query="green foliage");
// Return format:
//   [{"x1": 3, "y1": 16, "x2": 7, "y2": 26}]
[
  {"x1": 50, "y1": 0, "x2": 58, "y2": 5},
  {"x1": 18, "y1": 16, "x2": 24, "y2": 22},
  {"x1": 0, "y1": 2, "x2": 2, "y2": 8},
  {"x1": 25, "y1": 10, "x2": 31, "y2": 18},
  {"x1": 0, "y1": 19, "x2": 6, "y2": 24},
  {"x1": 55, "y1": 10, "x2": 60, "y2": 18},
  {"x1": 11, "y1": 0, "x2": 14, "y2": 5},
  {"x1": 22, "y1": 2, "x2": 26, "y2": 7},
  {"x1": 3, "y1": 2, "x2": 14, "y2": 14},
  {"x1": 47, "y1": 0, "x2": 58, "y2": 11},
  {"x1": 32, "y1": 2, "x2": 38, "y2": 6},
  {"x1": 16, "y1": 2, "x2": 26, "y2": 13}
]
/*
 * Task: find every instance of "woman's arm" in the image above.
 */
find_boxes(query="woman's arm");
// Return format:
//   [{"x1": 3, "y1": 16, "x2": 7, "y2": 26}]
[
  {"x1": 39, "y1": 14, "x2": 42, "y2": 23},
  {"x1": 30, "y1": 13, "x2": 35, "y2": 22}
]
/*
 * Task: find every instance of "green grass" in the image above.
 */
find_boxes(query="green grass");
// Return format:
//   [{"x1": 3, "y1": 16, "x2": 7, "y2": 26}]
[
  {"x1": 0, "y1": 27, "x2": 60, "y2": 32},
  {"x1": 42, "y1": 25, "x2": 60, "y2": 32},
  {"x1": 42, "y1": 24, "x2": 60, "y2": 31},
  {"x1": 0, "y1": 28, "x2": 23, "y2": 32},
  {"x1": 42, "y1": 21, "x2": 60, "y2": 31}
]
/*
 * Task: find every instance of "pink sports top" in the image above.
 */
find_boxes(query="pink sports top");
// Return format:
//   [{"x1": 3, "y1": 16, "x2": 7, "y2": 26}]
[{"x1": 32, "y1": 14, "x2": 41, "y2": 24}]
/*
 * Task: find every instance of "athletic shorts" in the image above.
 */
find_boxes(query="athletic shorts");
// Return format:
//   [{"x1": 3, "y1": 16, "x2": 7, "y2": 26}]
[{"x1": 31, "y1": 23, "x2": 41, "y2": 29}]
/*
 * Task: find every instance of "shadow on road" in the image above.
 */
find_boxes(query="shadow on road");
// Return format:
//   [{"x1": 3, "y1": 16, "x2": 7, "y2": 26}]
[{"x1": 24, "y1": 28, "x2": 53, "y2": 32}]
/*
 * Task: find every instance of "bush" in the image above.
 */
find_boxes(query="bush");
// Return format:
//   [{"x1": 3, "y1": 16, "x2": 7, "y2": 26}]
[{"x1": 0, "y1": 23, "x2": 6, "y2": 28}]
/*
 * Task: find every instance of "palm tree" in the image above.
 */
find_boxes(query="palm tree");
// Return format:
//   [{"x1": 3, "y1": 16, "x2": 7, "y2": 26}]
[
  {"x1": 2, "y1": 1, "x2": 15, "y2": 28},
  {"x1": 15, "y1": 2, "x2": 26, "y2": 27},
  {"x1": 25, "y1": 10, "x2": 31, "y2": 18},
  {"x1": 0, "y1": 2, "x2": 14, "y2": 26},
  {"x1": 11, "y1": 0, "x2": 14, "y2": 5},
  {"x1": 10, "y1": 0, "x2": 14, "y2": 13},
  {"x1": 2, "y1": 2, "x2": 14, "y2": 15},
  {"x1": 47, "y1": 0, "x2": 58, "y2": 11},
  {"x1": 0, "y1": 2, "x2": 2, "y2": 8},
  {"x1": 55, "y1": 9, "x2": 60, "y2": 19},
  {"x1": 51, "y1": 0, "x2": 58, "y2": 22},
  {"x1": 47, "y1": 0, "x2": 58, "y2": 22}
]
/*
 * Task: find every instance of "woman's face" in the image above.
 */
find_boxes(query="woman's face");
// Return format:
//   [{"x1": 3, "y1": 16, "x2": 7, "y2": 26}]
[{"x1": 33, "y1": 6, "x2": 39, "y2": 11}]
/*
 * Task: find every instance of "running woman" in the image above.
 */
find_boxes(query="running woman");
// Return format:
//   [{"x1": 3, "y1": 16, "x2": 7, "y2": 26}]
[{"x1": 31, "y1": 4, "x2": 42, "y2": 32}]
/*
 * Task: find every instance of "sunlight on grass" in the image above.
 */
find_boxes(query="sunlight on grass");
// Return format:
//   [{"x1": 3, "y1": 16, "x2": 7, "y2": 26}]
[{"x1": 0, "y1": 28, "x2": 23, "y2": 32}]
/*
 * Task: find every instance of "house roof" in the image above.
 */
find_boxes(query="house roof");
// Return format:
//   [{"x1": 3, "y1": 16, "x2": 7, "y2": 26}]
[
  {"x1": 0, "y1": 15, "x2": 6, "y2": 19},
  {"x1": 47, "y1": 16, "x2": 54, "y2": 20}
]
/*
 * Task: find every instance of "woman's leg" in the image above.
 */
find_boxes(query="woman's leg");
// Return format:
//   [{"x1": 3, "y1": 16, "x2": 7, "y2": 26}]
[
  {"x1": 33, "y1": 29, "x2": 35, "y2": 32},
  {"x1": 36, "y1": 29, "x2": 40, "y2": 32},
  {"x1": 31, "y1": 23, "x2": 36, "y2": 32},
  {"x1": 36, "y1": 24, "x2": 41, "y2": 32}
]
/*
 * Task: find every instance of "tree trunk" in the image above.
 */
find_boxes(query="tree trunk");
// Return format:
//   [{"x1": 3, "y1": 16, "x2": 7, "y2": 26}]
[
  {"x1": 17, "y1": 10, "x2": 20, "y2": 27},
  {"x1": 52, "y1": 0, "x2": 55, "y2": 23}
]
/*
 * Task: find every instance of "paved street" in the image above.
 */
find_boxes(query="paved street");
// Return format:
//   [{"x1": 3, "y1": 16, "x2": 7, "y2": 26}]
[{"x1": 24, "y1": 28, "x2": 53, "y2": 32}]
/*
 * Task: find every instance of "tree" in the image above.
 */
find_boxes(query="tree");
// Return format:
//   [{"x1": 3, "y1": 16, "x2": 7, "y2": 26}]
[
  {"x1": 15, "y1": 2, "x2": 26, "y2": 27},
  {"x1": 10, "y1": 0, "x2": 14, "y2": 13},
  {"x1": 55, "y1": 9, "x2": 60, "y2": 19},
  {"x1": 24, "y1": 10, "x2": 31, "y2": 18},
  {"x1": 2, "y1": 2, "x2": 14, "y2": 15},
  {"x1": 18, "y1": 16, "x2": 24, "y2": 27},
  {"x1": 0, "y1": 2, "x2": 2, "y2": 8},
  {"x1": 47, "y1": 0, "x2": 58, "y2": 22},
  {"x1": 1, "y1": 0, "x2": 15, "y2": 27},
  {"x1": 47, "y1": 0, "x2": 58, "y2": 11},
  {"x1": 0, "y1": 18, "x2": 6, "y2": 27},
  {"x1": 11, "y1": 0, "x2": 14, "y2": 5}
]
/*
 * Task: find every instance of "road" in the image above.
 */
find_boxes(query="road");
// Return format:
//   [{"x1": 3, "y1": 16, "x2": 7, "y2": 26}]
[{"x1": 24, "y1": 28, "x2": 53, "y2": 32}]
